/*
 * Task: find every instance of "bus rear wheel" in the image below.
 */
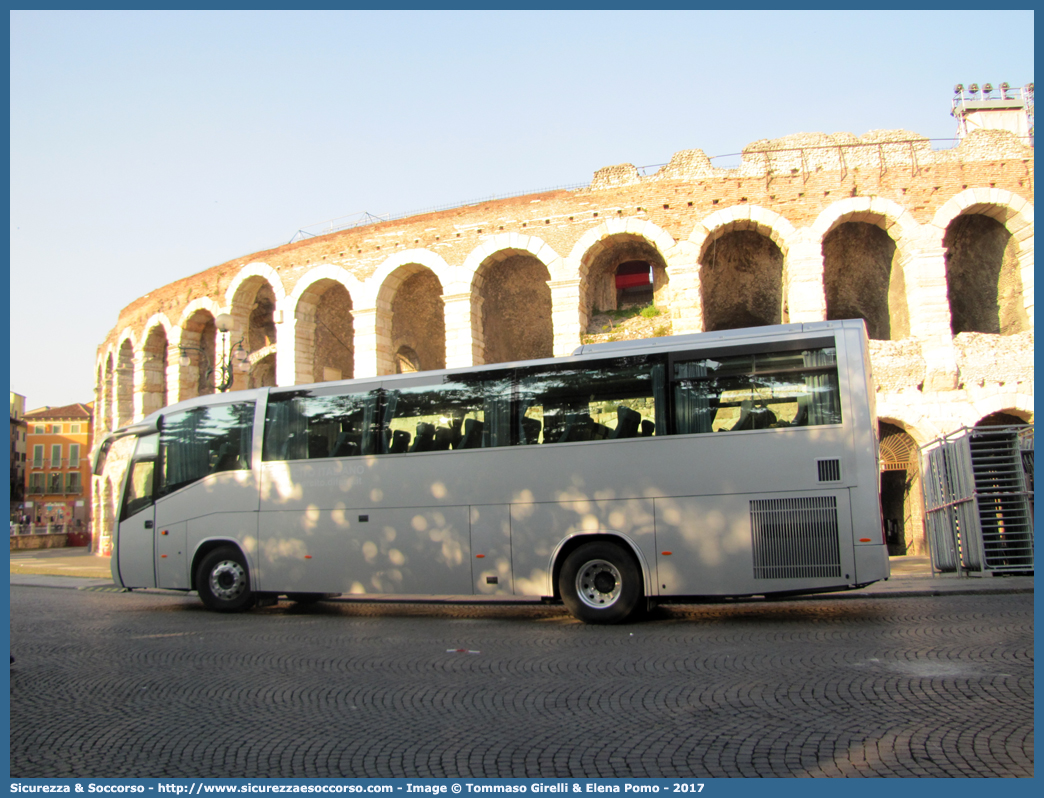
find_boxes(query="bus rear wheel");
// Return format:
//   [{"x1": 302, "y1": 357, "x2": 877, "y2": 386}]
[
  {"x1": 196, "y1": 546, "x2": 255, "y2": 612},
  {"x1": 560, "y1": 541, "x2": 642, "y2": 624}
]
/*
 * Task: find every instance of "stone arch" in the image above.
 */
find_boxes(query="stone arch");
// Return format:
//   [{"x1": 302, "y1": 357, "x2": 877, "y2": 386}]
[
  {"x1": 366, "y1": 249, "x2": 459, "y2": 301},
  {"x1": 374, "y1": 262, "x2": 446, "y2": 375},
  {"x1": 290, "y1": 267, "x2": 361, "y2": 384},
  {"x1": 812, "y1": 198, "x2": 917, "y2": 340},
  {"x1": 395, "y1": 345, "x2": 421, "y2": 373},
  {"x1": 693, "y1": 207, "x2": 796, "y2": 332},
  {"x1": 178, "y1": 299, "x2": 222, "y2": 400},
  {"x1": 570, "y1": 219, "x2": 677, "y2": 335},
  {"x1": 976, "y1": 409, "x2": 1032, "y2": 426},
  {"x1": 227, "y1": 266, "x2": 284, "y2": 391},
  {"x1": 115, "y1": 332, "x2": 137, "y2": 427},
  {"x1": 466, "y1": 239, "x2": 555, "y2": 365},
  {"x1": 932, "y1": 190, "x2": 1034, "y2": 334},
  {"x1": 878, "y1": 419, "x2": 925, "y2": 556},
  {"x1": 140, "y1": 315, "x2": 173, "y2": 416},
  {"x1": 969, "y1": 393, "x2": 1035, "y2": 427}
]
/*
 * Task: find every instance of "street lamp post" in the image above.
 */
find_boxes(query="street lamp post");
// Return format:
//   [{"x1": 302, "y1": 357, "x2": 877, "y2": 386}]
[{"x1": 179, "y1": 313, "x2": 248, "y2": 393}]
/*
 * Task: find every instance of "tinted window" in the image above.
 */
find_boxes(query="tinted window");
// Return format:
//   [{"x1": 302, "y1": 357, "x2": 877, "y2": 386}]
[
  {"x1": 515, "y1": 357, "x2": 666, "y2": 444},
  {"x1": 672, "y1": 346, "x2": 841, "y2": 434},
  {"x1": 159, "y1": 402, "x2": 254, "y2": 496},
  {"x1": 382, "y1": 373, "x2": 513, "y2": 453}
]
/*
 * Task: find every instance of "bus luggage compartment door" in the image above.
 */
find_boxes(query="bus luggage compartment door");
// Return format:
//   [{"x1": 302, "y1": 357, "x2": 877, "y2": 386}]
[{"x1": 470, "y1": 505, "x2": 512, "y2": 595}]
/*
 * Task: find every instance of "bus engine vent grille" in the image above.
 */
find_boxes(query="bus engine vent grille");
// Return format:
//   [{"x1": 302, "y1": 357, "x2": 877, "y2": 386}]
[
  {"x1": 817, "y1": 458, "x2": 842, "y2": 482},
  {"x1": 751, "y1": 496, "x2": 841, "y2": 579}
]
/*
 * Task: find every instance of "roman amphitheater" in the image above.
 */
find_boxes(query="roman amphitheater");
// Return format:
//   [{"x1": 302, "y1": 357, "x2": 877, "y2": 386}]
[{"x1": 93, "y1": 126, "x2": 1034, "y2": 558}]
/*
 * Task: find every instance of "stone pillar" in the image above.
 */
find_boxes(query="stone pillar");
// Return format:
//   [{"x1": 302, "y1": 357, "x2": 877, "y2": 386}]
[
  {"x1": 1013, "y1": 225, "x2": 1034, "y2": 328},
  {"x1": 667, "y1": 266, "x2": 703, "y2": 335},
  {"x1": 352, "y1": 307, "x2": 380, "y2": 379},
  {"x1": 164, "y1": 343, "x2": 181, "y2": 406},
  {"x1": 903, "y1": 236, "x2": 958, "y2": 391},
  {"x1": 548, "y1": 279, "x2": 583, "y2": 356},
  {"x1": 275, "y1": 316, "x2": 297, "y2": 387},
  {"x1": 442, "y1": 292, "x2": 482, "y2": 369},
  {"x1": 663, "y1": 242, "x2": 702, "y2": 335},
  {"x1": 131, "y1": 351, "x2": 146, "y2": 423},
  {"x1": 784, "y1": 231, "x2": 828, "y2": 322}
]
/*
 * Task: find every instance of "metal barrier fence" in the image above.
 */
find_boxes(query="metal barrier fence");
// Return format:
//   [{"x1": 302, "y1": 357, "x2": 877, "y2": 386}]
[{"x1": 922, "y1": 425, "x2": 1034, "y2": 576}]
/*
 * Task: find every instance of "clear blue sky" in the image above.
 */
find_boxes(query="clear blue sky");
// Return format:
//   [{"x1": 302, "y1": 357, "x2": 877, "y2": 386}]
[{"x1": 8, "y1": 9, "x2": 1035, "y2": 409}]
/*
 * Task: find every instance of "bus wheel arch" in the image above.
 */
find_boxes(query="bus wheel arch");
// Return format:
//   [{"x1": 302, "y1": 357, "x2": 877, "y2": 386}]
[
  {"x1": 194, "y1": 543, "x2": 256, "y2": 612},
  {"x1": 554, "y1": 535, "x2": 645, "y2": 624}
]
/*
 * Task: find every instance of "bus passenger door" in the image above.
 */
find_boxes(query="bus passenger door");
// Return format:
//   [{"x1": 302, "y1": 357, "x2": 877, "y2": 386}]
[{"x1": 115, "y1": 442, "x2": 159, "y2": 589}]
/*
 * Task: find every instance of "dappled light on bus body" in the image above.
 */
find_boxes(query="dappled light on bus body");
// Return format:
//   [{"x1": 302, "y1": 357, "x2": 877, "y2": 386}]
[
  {"x1": 430, "y1": 481, "x2": 448, "y2": 500},
  {"x1": 262, "y1": 536, "x2": 307, "y2": 561},
  {"x1": 515, "y1": 569, "x2": 550, "y2": 596},
  {"x1": 362, "y1": 540, "x2": 379, "y2": 563},
  {"x1": 264, "y1": 464, "x2": 302, "y2": 502},
  {"x1": 303, "y1": 505, "x2": 321, "y2": 531}
]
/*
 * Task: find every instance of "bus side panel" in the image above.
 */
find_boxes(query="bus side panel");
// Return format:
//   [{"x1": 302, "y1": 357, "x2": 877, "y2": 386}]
[
  {"x1": 509, "y1": 498, "x2": 657, "y2": 597},
  {"x1": 257, "y1": 506, "x2": 473, "y2": 596},
  {"x1": 155, "y1": 471, "x2": 260, "y2": 590},
  {"x1": 256, "y1": 509, "x2": 353, "y2": 595},
  {"x1": 654, "y1": 491, "x2": 857, "y2": 597},
  {"x1": 355, "y1": 507, "x2": 472, "y2": 595}
]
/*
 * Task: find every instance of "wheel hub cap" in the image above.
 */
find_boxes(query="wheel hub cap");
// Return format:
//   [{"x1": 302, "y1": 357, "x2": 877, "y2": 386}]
[
  {"x1": 576, "y1": 559, "x2": 622, "y2": 609},
  {"x1": 210, "y1": 561, "x2": 246, "y2": 601}
]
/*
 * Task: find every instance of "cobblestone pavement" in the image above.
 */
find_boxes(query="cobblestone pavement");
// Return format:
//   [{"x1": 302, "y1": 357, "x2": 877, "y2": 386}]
[{"x1": 9, "y1": 587, "x2": 1033, "y2": 779}]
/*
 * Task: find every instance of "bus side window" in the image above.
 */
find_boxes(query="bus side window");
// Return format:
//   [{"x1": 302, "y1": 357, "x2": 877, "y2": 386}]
[
  {"x1": 381, "y1": 372, "x2": 512, "y2": 454},
  {"x1": 515, "y1": 357, "x2": 663, "y2": 445},
  {"x1": 672, "y1": 346, "x2": 841, "y2": 434},
  {"x1": 263, "y1": 390, "x2": 378, "y2": 462},
  {"x1": 160, "y1": 402, "x2": 255, "y2": 496},
  {"x1": 121, "y1": 433, "x2": 159, "y2": 521}
]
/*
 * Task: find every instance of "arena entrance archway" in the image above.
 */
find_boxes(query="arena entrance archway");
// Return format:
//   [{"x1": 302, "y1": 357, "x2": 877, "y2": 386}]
[{"x1": 879, "y1": 422, "x2": 924, "y2": 556}]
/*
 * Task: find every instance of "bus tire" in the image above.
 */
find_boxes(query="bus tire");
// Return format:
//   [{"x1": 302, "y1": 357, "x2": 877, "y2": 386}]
[
  {"x1": 559, "y1": 541, "x2": 642, "y2": 624},
  {"x1": 196, "y1": 546, "x2": 255, "y2": 612}
]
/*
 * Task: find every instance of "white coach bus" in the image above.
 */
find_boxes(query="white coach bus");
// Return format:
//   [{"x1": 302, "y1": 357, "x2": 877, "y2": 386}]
[{"x1": 94, "y1": 319, "x2": 889, "y2": 623}]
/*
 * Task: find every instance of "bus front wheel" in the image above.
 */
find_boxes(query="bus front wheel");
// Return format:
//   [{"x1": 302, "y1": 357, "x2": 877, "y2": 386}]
[
  {"x1": 196, "y1": 547, "x2": 255, "y2": 612},
  {"x1": 559, "y1": 541, "x2": 642, "y2": 624}
]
